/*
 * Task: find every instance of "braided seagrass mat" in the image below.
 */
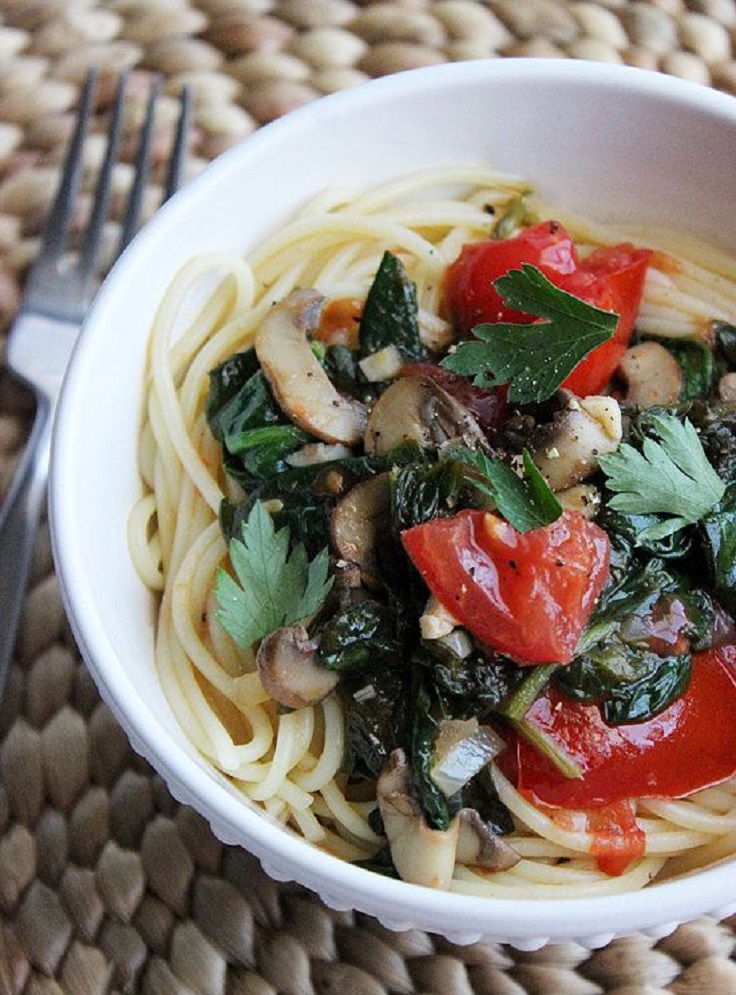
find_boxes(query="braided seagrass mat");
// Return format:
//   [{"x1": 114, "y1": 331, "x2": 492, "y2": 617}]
[{"x1": 3, "y1": 1, "x2": 736, "y2": 993}]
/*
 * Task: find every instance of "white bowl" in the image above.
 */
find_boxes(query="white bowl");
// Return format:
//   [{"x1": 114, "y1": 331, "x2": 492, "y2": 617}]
[{"x1": 51, "y1": 59, "x2": 736, "y2": 949}]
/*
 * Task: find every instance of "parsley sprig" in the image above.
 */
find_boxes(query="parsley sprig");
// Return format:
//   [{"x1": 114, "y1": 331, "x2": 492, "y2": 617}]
[
  {"x1": 441, "y1": 264, "x2": 618, "y2": 404},
  {"x1": 448, "y1": 444, "x2": 562, "y2": 532},
  {"x1": 215, "y1": 501, "x2": 333, "y2": 649},
  {"x1": 598, "y1": 413, "x2": 725, "y2": 542}
]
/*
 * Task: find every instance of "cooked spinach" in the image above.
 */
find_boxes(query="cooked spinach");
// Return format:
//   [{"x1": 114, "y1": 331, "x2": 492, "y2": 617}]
[
  {"x1": 207, "y1": 353, "x2": 313, "y2": 484},
  {"x1": 555, "y1": 639, "x2": 692, "y2": 724},
  {"x1": 714, "y1": 321, "x2": 736, "y2": 367},
  {"x1": 597, "y1": 504, "x2": 692, "y2": 561},
  {"x1": 206, "y1": 349, "x2": 262, "y2": 437},
  {"x1": 688, "y1": 400, "x2": 736, "y2": 483},
  {"x1": 339, "y1": 669, "x2": 409, "y2": 779},
  {"x1": 319, "y1": 600, "x2": 404, "y2": 674},
  {"x1": 666, "y1": 339, "x2": 714, "y2": 400},
  {"x1": 699, "y1": 482, "x2": 736, "y2": 615},
  {"x1": 418, "y1": 638, "x2": 525, "y2": 717},
  {"x1": 409, "y1": 677, "x2": 451, "y2": 831},
  {"x1": 557, "y1": 549, "x2": 715, "y2": 724},
  {"x1": 359, "y1": 251, "x2": 425, "y2": 362},
  {"x1": 235, "y1": 453, "x2": 387, "y2": 556},
  {"x1": 391, "y1": 455, "x2": 466, "y2": 531},
  {"x1": 319, "y1": 343, "x2": 377, "y2": 404},
  {"x1": 454, "y1": 767, "x2": 515, "y2": 835}
]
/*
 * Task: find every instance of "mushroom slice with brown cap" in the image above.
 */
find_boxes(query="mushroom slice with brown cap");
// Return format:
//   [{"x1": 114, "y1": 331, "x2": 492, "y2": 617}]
[
  {"x1": 364, "y1": 376, "x2": 486, "y2": 456},
  {"x1": 617, "y1": 341, "x2": 683, "y2": 408},
  {"x1": 331, "y1": 473, "x2": 392, "y2": 592},
  {"x1": 455, "y1": 809, "x2": 520, "y2": 871},
  {"x1": 256, "y1": 624, "x2": 338, "y2": 709},
  {"x1": 255, "y1": 289, "x2": 368, "y2": 445},
  {"x1": 377, "y1": 749, "x2": 459, "y2": 890},
  {"x1": 529, "y1": 391, "x2": 622, "y2": 492}
]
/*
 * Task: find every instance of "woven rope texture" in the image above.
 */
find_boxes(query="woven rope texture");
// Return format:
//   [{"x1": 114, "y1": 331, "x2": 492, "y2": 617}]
[{"x1": 3, "y1": 2, "x2": 736, "y2": 993}]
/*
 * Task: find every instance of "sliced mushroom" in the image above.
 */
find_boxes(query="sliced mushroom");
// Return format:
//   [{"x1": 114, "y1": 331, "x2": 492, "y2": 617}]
[
  {"x1": 718, "y1": 372, "x2": 736, "y2": 402},
  {"x1": 617, "y1": 341, "x2": 683, "y2": 407},
  {"x1": 377, "y1": 749, "x2": 459, "y2": 890},
  {"x1": 364, "y1": 376, "x2": 486, "y2": 456},
  {"x1": 529, "y1": 391, "x2": 622, "y2": 492},
  {"x1": 331, "y1": 473, "x2": 392, "y2": 592},
  {"x1": 455, "y1": 809, "x2": 520, "y2": 871},
  {"x1": 255, "y1": 289, "x2": 368, "y2": 445},
  {"x1": 256, "y1": 625, "x2": 338, "y2": 709}
]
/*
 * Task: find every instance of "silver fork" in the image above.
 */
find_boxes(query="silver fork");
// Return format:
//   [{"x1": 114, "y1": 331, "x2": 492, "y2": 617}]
[{"x1": 0, "y1": 68, "x2": 191, "y2": 690}]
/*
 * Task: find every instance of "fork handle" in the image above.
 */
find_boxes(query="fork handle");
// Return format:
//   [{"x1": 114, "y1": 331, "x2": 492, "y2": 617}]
[{"x1": 0, "y1": 399, "x2": 53, "y2": 689}]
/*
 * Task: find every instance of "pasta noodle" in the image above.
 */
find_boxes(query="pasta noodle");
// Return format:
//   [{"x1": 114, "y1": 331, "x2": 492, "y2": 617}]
[{"x1": 131, "y1": 164, "x2": 736, "y2": 897}]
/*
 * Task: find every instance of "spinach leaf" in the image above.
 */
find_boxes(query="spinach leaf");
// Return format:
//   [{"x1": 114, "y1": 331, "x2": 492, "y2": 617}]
[
  {"x1": 562, "y1": 548, "x2": 714, "y2": 725},
  {"x1": 455, "y1": 768, "x2": 515, "y2": 835},
  {"x1": 320, "y1": 343, "x2": 359, "y2": 392},
  {"x1": 699, "y1": 482, "x2": 736, "y2": 615},
  {"x1": 714, "y1": 321, "x2": 736, "y2": 367},
  {"x1": 206, "y1": 350, "x2": 262, "y2": 438},
  {"x1": 666, "y1": 339, "x2": 713, "y2": 401},
  {"x1": 597, "y1": 504, "x2": 692, "y2": 561},
  {"x1": 555, "y1": 641, "x2": 692, "y2": 725},
  {"x1": 235, "y1": 453, "x2": 387, "y2": 556},
  {"x1": 338, "y1": 669, "x2": 409, "y2": 779},
  {"x1": 409, "y1": 677, "x2": 451, "y2": 831},
  {"x1": 224, "y1": 424, "x2": 312, "y2": 484},
  {"x1": 207, "y1": 353, "x2": 314, "y2": 485},
  {"x1": 208, "y1": 358, "x2": 281, "y2": 441},
  {"x1": 688, "y1": 400, "x2": 736, "y2": 483},
  {"x1": 319, "y1": 601, "x2": 404, "y2": 674},
  {"x1": 391, "y1": 456, "x2": 466, "y2": 531},
  {"x1": 419, "y1": 639, "x2": 524, "y2": 717},
  {"x1": 359, "y1": 251, "x2": 425, "y2": 362}
]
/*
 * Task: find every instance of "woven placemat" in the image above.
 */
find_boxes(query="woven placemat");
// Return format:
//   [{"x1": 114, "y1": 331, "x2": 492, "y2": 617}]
[{"x1": 2, "y1": 2, "x2": 736, "y2": 993}]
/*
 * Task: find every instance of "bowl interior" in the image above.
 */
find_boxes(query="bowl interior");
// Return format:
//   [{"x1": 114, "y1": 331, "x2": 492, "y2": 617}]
[{"x1": 51, "y1": 59, "x2": 736, "y2": 945}]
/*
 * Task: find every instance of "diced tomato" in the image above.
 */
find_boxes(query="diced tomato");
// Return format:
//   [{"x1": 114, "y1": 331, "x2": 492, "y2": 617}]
[
  {"x1": 313, "y1": 297, "x2": 363, "y2": 349},
  {"x1": 401, "y1": 509, "x2": 610, "y2": 665},
  {"x1": 399, "y1": 362, "x2": 507, "y2": 430},
  {"x1": 562, "y1": 245, "x2": 652, "y2": 395},
  {"x1": 528, "y1": 796, "x2": 645, "y2": 876},
  {"x1": 499, "y1": 645, "x2": 736, "y2": 809},
  {"x1": 588, "y1": 802, "x2": 646, "y2": 876},
  {"x1": 444, "y1": 222, "x2": 652, "y2": 397},
  {"x1": 445, "y1": 221, "x2": 579, "y2": 329}
]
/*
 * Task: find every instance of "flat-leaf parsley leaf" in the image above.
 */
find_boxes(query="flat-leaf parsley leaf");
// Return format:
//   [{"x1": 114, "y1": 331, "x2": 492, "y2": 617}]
[
  {"x1": 441, "y1": 263, "x2": 618, "y2": 404},
  {"x1": 448, "y1": 444, "x2": 562, "y2": 532},
  {"x1": 597, "y1": 413, "x2": 725, "y2": 542},
  {"x1": 215, "y1": 501, "x2": 333, "y2": 649}
]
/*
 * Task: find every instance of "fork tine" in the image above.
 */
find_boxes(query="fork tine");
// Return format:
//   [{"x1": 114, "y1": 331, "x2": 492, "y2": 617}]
[
  {"x1": 117, "y1": 76, "x2": 162, "y2": 254},
  {"x1": 33, "y1": 68, "x2": 98, "y2": 265},
  {"x1": 164, "y1": 84, "x2": 192, "y2": 203},
  {"x1": 77, "y1": 70, "x2": 127, "y2": 288}
]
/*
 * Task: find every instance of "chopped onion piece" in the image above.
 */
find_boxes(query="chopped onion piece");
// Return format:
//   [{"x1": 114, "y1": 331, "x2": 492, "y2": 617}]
[
  {"x1": 419, "y1": 309, "x2": 453, "y2": 352},
  {"x1": 285, "y1": 442, "x2": 352, "y2": 467},
  {"x1": 353, "y1": 683, "x2": 377, "y2": 702},
  {"x1": 431, "y1": 718, "x2": 505, "y2": 797},
  {"x1": 419, "y1": 594, "x2": 459, "y2": 640},
  {"x1": 437, "y1": 629, "x2": 473, "y2": 660},
  {"x1": 358, "y1": 344, "x2": 404, "y2": 382}
]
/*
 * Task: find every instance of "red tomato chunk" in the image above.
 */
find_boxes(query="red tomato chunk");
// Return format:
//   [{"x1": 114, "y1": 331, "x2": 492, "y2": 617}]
[
  {"x1": 444, "y1": 221, "x2": 652, "y2": 397},
  {"x1": 500, "y1": 645, "x2": 736, "y2": 809},
  {"x1": 401, "y1": 509, "x2": 610, "y2": 665}
]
